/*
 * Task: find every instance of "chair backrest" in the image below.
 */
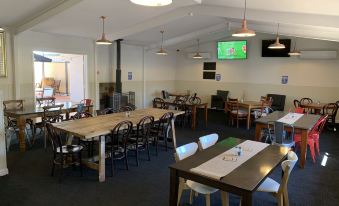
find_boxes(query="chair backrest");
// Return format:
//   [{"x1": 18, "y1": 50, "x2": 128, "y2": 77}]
[
  {"x1": 226, "y1": 99, "x2": 239, "y2": 113},
  {"x1": 156, "y1": 112, "x2": 174, "y2": 136},
  {"x1": 36, "y1": 97, "x2": 56, "y2": 106},
  {"x1": 42, "y1": 104, "x2": 64, "y2": 123},
  {"x1": 43, "y1": 88, "x2": 54, "y2": 97},
  {"x1": 198, "y1": 133, "x2": 218, "y2": 150},
  {"x1": 3, "y1": 100, "x2": 23, "y2": 110},
  {"x1": 161, "y1": 90, "x2": 170, "y2": 99},
  {"x1": 309, "y1": 115, "x2": 328, "y2": 135},
  {"x1": 293, "y1": 99, "x2": 301, "y2": 108},
  {"x1": 267, "y1": 94, "x2": 286, "y2": 111},
  {"x1": 46, "y1": 123, "x2": 63, "y2": 154},
  {"x1": 111, "y1": 120, "x2": 133, "y2": 149},
  {"x1": 322, "y1": 103, "x2": 338, "y2": 117},
  {"x1": 189, "y1": 93, "x2": 201, "y2": 104},
  {"x1": 300, "y1": 97, "x2": 313, "y2": 105},
  {"x1": 279, "y1": 151, "x2": 298, "y2": 194},
  {"x1": 173, "y1": 99, "x2": 186, "y2": 111},
  {"x1": 136, "y1": 116, "x2": 154, "y2": 141},
  {"x1": 153, "y1": 97, "x2": 165, "y2": 109},
  {"x1": 175, "y1": 142, "x2": 198, "y2": 162}
]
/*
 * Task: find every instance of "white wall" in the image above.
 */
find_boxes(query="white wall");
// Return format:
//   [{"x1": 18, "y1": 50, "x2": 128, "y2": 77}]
[
  {"x1": 69, "y1": 55, "x2": 84, "y2": 102},
  {"x1": 0, "y1": 91, "x2": 8, "y2": 176},
  {"x1": 176, "y1": 33, "x2": 339, "y2": 117}
]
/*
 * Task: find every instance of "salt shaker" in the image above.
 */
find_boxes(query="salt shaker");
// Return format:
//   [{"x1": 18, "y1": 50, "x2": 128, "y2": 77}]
[{"x1": 237, "y1": 146, "x2": 243, "y2": 156}]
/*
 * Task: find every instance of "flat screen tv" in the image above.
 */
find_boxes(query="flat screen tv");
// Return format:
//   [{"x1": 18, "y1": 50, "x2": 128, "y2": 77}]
[
  {"x1": 262, "y1": 39, "x2": 291, "y2": 57},
  {"x1": 217, "y1": 41, "x2": 247, "y2": 60}
]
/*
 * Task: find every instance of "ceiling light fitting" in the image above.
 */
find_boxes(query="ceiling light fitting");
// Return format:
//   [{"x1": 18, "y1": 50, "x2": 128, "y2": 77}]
[
  {"x1": 268, "y1": 23, "x2": 285, "y2": 49},
  {"x1": 288, "y1": 38, "x2": 301, "y2": 56},
  {"x1": 156, "y1": 30, "x2": 168, "y2": 55},
  {"x1": 130, "y1": 0, "x2": 172, "y2": 7},
  {"x1": 193, "y1": 39, "x2": 203, "y2": 59},
  {"x1": 96, "y1": 16, "x2": 112, "y2": 45},
  {"x1": 232, "y1": 0, "x2": 256, "y2": 37},
  {"x1": 0, "y1": 27, "x2": 4, "y2": 31}
]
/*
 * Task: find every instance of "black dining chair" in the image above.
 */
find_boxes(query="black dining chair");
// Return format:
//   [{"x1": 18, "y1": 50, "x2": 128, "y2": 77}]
[
  {"x1": 106, "y1": 120, "x2": 133, "y2": 176},
  {"x1": 153, "y1": 97, "x2": 167, "y2": 109},
  {"x1": 293, "y1": 99, "x2": 301, "y2": 108},
  {"x1": 150, "y1": 112, "x2": 174, "y2": 156},
  {"x1": 96, "y1": 108, "x2": 115, "y2": 116},
  {"x1": 129, "y1": 116, "x2": 154, "y2": 166},
  {"x1": 119, "y1": 105, "x2": 134, "y2": 112},
  {"x1": 46, "y1": 123, "x2": 83, "y2": 182},
  {"x1": 322, "y1": 103, "x2": 338, "y2": 131}
]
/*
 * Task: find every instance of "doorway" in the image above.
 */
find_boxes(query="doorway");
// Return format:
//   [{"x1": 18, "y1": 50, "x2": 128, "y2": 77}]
[{"x1": 33, "y1": 51, "x2": 86, "y2": 103}]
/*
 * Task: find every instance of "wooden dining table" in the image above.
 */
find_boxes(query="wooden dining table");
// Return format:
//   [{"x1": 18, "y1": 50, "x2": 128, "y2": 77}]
[
  {"x1": 225, "y1": 100, "x2": 262, "y2": 130},
  {"x1": 300, "y1": 102, "x2": 326, "y2": 114},
  {"x1": 53, "y1": 108, "x2": 184, "y2": 182},
  {"x1": 255, "y1": 111, "x2": 321, "y2": 168},
  {"x1": 169, "y1": 137, "x2": 288, "y2": 206},
  {"x1": 156, "y1": 99, "x2": 208, "y2": 131},
  {"x1": 4, "y1": 102, "x2": 93, "y2": 152}
]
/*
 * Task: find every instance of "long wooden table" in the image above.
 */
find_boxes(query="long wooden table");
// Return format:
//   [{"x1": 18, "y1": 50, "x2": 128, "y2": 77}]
[
  {"x1": 225, "y1": 101, "x2": 262, "y2": 130},
  {"x1": 300, "y1": 102, "x2": 326, "y2": 114},
  {"x1": 169, "y1": 137, "x2": 288, "y2": 206},
  {"x1": 53, "y1": 108, "x2": 184, "y2": 182},
  {"x1": 4, "y1": 102, "x2": 93, "y2": 152},
  {"x1": 156, "y1": 99, "x2": 208, "y2": 131},
  {"x1": 255, "y1": 111, "x2": 320, "y2": 168}
]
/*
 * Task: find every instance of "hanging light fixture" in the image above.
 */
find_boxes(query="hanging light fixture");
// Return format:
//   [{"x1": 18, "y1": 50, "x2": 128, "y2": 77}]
[
  {"x1": 268, "y1": 23, "x2": 285, "y2": 49},
  {"x1": 96, "y1": 16, "x2": 112, "y2": 45},
  {"x1": 156, "y1": 30, "x2": 168, "y2": 55},
  {"x1": 288, "y1": 38, "x2": 301, "y2": 56},
  {"x1": 192, "y1": 39, "x2": 203, "y2": 59},
  {"x1": 0, "y1": 27, "x2": 4, "y2": 31},
  {"x1": 232, "y1": 0, "x2": 256, "y2": 37},
  {"x1": 130, "y1": 0, "x2": 172, "y2": 7}
]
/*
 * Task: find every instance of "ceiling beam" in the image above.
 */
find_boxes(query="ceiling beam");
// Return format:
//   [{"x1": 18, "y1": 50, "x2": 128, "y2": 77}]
[{"x1": 14, "y1": 0, "x2": 83, "y2": 34}]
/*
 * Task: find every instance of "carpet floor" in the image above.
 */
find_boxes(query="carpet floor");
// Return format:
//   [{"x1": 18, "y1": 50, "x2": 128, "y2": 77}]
[{"x1": 1, "y1": 109, "x2": 339, "y2": 206}]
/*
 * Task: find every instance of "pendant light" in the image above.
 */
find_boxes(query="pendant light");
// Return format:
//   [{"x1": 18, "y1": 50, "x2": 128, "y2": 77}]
[
  {"x1": 130, "y1": 0, "x2": 172, "y2": 7},
  {"x1": 96, "y1": 16, "x2": 112, "y2": 45},
  {"x1": 0, "y1": 27, "x2": 4, "y2": 31},
  {"x1": 288, "y1": 38, "x2": 301, "y2": 56},
  {"x1": 192, "y1": 39, "x2": 203, "y2": 59},
  {"x1": 268, "y1": 23, "x2": 285, "y2": 49},
  {"x1": 156, "y1": 30, "x2": 168, "y2": 55},
  {"x1": 232, "y1": 0, "x2": 256, "y2": 37}
]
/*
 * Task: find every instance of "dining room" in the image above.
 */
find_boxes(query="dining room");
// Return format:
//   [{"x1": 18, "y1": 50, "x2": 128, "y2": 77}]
[{"x1": 1, "y1": 1, "x2": 339, "y2": 206}]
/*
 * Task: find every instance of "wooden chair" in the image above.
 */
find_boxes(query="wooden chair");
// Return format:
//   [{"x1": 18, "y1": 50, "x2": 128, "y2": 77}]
[
  {"x1": 3, "y1": 100, "x2": 34, "y2": 151},
  {"x1": 322, "y1": 103, "x2": 338, "y2": 131},
  {"x1": 36, "y1": 97, "x2": 56, "y2": 106},
  {"x1": 293, "y1": 99, "x2": 301, "y2": 108},
  {"x1": 175, "y1": 142, "x2": 228, "y2": 206},
  {"x1": 106, "y1": 120, "x2": 133, "y2": 176},
  {"x1": 300, "y1": 98, "x2": 313, "y2": 113},
  {"x1": 150, "y1": 112, "x2": 174, "y2": 156},
  {"x1": 225, "y1": 98, "x2": 248, "y2": 128},
  {"x1": 52, "y1": 80, "x2": 61, "y2": 94},
  {"x1": 255, "y1": 151, "x2": 298, "y2": 206},
  {"x1": 173, "y1": 99, "x2": 190, "y2": 127},
  {"x1": 188, "y1": 93, "x2": 201, "y2": 105},
  {"x1": 153, "y1": 97, "x2": 167, "y2": 109},
  {"x1": 46, "y1": 123, "x2": 83, "y2": 182},
  {"x1": 128, "y1": 116, "x2": 154, "y2": 166}
]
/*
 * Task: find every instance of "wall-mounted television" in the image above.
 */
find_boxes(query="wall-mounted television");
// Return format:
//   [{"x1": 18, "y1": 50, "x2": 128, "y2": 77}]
[
  {"x1": 262, "y1": 39, "x2": 291, "y2": 57},
  {"x1": 217, "y1": 41, "x2": 247, "y2": 60}
]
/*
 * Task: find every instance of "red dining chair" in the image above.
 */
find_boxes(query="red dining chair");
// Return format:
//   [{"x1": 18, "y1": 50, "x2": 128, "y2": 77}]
[
  {"x1": 294, "y1": 115, "x2": 328, "y2": 163},
  {"x1": 294, "y1": 107, "x2": 304, "y2": 114}
]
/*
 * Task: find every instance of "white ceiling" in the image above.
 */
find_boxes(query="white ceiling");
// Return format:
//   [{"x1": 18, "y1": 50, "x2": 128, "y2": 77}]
[{"x1": 3, "y1": 0, "x2": 339, "y2": 47}]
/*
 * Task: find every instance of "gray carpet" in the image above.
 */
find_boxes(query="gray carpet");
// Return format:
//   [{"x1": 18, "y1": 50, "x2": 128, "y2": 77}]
[{"x1": 1, "y1": 109, "x2": 339, "y2": 206}]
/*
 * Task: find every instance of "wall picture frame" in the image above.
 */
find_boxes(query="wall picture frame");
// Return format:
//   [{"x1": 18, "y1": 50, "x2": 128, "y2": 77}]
[{"x1": 0, "y1": 32, "x2": 7, "y2": 77}]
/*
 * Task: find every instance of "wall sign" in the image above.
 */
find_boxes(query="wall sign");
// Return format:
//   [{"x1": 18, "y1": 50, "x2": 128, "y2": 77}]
[
  {"x1": 215, "y1": 74, "x2": 221, "y2": 81},
  {"x1": 281, "y1": 76, "x2": 288, "y2": 84},
  {"x1": 128, "y1": 72, "x2": 132, "y2": 80}
]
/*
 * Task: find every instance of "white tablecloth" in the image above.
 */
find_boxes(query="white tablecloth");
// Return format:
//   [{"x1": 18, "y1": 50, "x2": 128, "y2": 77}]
[
  {"x1": 190, "y1": 140, "x2": 269, "y2": 180},
  {"x1": 277, "y1": 113, "x2": 304, "y2": 125}
]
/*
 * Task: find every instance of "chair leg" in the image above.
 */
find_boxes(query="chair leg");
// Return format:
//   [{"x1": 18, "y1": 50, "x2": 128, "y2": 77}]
[
  {"x1": 205, "y1": 194, "x2": 211, "y2": 206},
  {"x1": 315, "y1": 140, "x2": 320, "y2": 156},
  {"x1": 177, "y1": 181, "x2": 184, "y2": 206},
  {"x1": 283, "y1": 188, "x2": 289, "y2": 206},
  {"x1": 309, "y1": 143, "x2": 316, "y2": 163},
  {"x1": 221, "y1": 191, "x2": 229, "y2": 206},
  {"x1": 277, "y1": 194, "x2": 283, "y2": 206},
  {"x1": 125, "y1": 150, "x2": 129, "y2": 170},
  {"x1": 79, "y1": 152, "x2": 83, "y2": 177},
  {"x1": 146, "y1": 139, "x2": 151, "y2": 161},
  {"x1": 155, "y1": 137, "x2": 159, "y2": 156},
  {"x1": 110, "y1": 146, "x2": 114, "y2": 177},
  {"x1": 136, "y1": 144, "x2": 139, "y2": 166},
  {"x1": 51, "y1": 158, "x2": 55, "y2": 177},
  {"x1": 59, "y1": 157, "x2": 63, "y2": 183}
]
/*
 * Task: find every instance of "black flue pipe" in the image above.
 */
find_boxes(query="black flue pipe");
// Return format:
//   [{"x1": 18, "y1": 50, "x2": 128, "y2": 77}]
[{"x1": 115, "y1": 39, "x2": 123, "y2": 93}]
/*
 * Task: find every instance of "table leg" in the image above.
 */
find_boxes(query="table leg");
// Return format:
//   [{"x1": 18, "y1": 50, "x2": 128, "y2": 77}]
[
  {"x1": 299, "y1": 129, "x2": 308, "y2": 168},
  {"x1": 255, "y1": 123, "x2": 264, "y2": 141},
  {"x1": 241, "y1": 192, "x2": 253, "y2": 206},
  {"x1": 169, "y1": 168, "x2": 179, "y2": 206},
  {"x1": 99, "y1": 135, "x2": 105, "y2": 182},
  {"x1": 171, "y1": 118, "x2": 177, "y2": 149},
  {"x1": 17, "y1": 117, "x2": 26, "y2": 152},
  {"x1": 246, "y1": 106, "x2": 251, "y2": 130},
  {"x1": 191, "y1": 105, "x2": 197, "y2": 131},
  {"x1": 204, "y1": 104, "x2": 208, "y2": 128}
]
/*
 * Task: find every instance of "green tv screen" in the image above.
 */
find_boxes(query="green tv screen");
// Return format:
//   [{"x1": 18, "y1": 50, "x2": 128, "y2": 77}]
[{"x1": 217, "y1": 41, "x2": 247, "y2": 60}]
